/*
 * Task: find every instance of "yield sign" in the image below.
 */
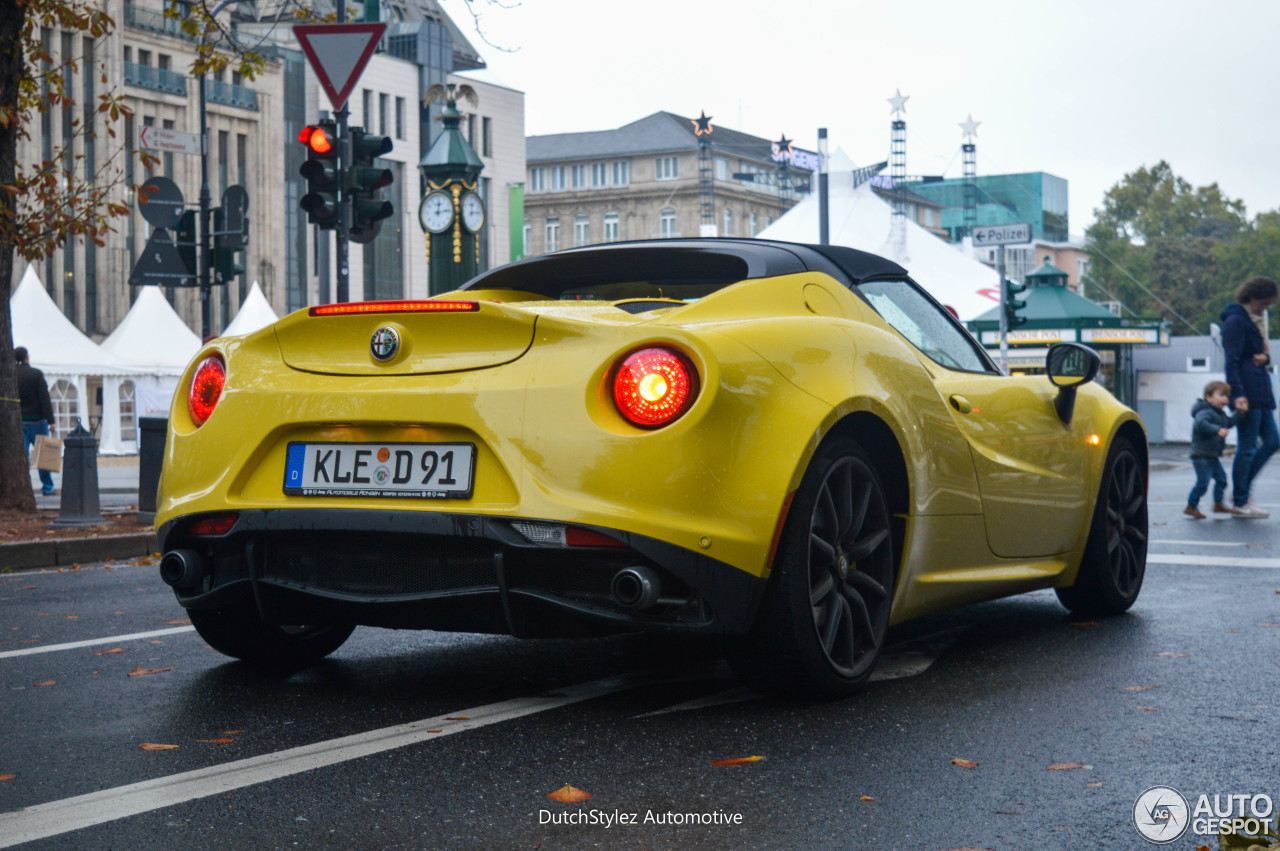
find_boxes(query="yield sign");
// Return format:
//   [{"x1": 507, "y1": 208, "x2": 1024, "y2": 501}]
[{"x1": 294, "y1": 23, "x2": 387, "y2": 109}]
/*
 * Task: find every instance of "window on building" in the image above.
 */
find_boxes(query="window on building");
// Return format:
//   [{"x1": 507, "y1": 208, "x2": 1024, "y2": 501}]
[
  {"x1": 749, "y1": 213, "x2": 757, "y2": 237},
  {"x1": 529, "y1": 167, "x2": 545, "y2": 193},
  {"x1": 924, "y1": 207, "x2": 935, "y2": 227},
  {"x1": 379, "y1": 93, "x2": 388, "y2": 135},
  {"x1": 162, "y1": 119, "x2": 174, "y2": 178},
  {"x1": 158, "y1": 54, "x2": 170, "y2": 71},
  {"x1": 545, "y1": 217, "x2": 560, "y2": 252},
  {"x1": 395, "y1": 96, "x2": 405, "y2": 140},
  {"x1": 362, "y1": 90, "x2": 372, "y2": 127},
  {"x1": 574, "y1": 214, "x2": 589, "y2": 247},
  {"x1": 137, "y1": 49, "x2": 151, "y2": 66},
  {"x1": 1187, "y1": 356, "x2": 1211, "y2": 373},
  {"x1": 523, "y1": 220, "x2": 531, "y2": 256},
  {"x1": 591, "y1": 162, "x2": 607, "y2": 188},
  {"x1": 550, "y1": 166, "x2": 565, "y2": 191},
  {"x1": 571, "y1": 164, "x2": 587, "y2": 189},
  {"x1": 655, "y1": 156, "x2": 678, "y2": 180},
  {"x1": 482, "y1": 116, "x2": 491, "y2": 156},
  {"x1": 604, "y1": 212, "x2": 619, "y2": 243},
  {"x1": 723, "y1": 208, "x2": 732, "y2": 236},
  {"x1": 715, "y1": 157, "x2": 727, "y2": 180},
  {"x1": 659, "y1": 208, "x2": 676, "y2": 238},
  {"x1": 612, "y1": 160, "x2": 630, "y2": 186}
]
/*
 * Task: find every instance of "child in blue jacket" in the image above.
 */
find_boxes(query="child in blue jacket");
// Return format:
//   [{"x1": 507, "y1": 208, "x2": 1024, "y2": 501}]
[{"x1": 1186, "y1": 380, "x2": 1248, "y2": 518}]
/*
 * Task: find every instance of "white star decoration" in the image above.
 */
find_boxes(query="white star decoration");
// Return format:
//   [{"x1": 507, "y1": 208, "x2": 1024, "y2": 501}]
[
  {"x1": 887, "y1": 89, "x2": 909, "y2": 114},
  {"x1": 959, "y1": 114, "x2": 981, "y2": 137}
]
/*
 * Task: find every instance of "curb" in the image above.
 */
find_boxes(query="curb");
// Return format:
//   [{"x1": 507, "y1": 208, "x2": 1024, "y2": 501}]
[{"x1": 0, "y1": 533, "x2": 159, "y2": 572}]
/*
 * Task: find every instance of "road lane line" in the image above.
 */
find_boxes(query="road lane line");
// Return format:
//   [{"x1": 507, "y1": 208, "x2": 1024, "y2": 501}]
[
  {"x1": 0, "y1": 626, "x2": 196, "y2": 660},
  {"x1": 1148, "y1": 554, "x2": 1280, "y2": 569},
  {"x1": 0, "y1": 670, "x2": 678, "y2": 847},
  {"x1": 1151, "y1": 540, "x2": 1250, "y2": 547}
]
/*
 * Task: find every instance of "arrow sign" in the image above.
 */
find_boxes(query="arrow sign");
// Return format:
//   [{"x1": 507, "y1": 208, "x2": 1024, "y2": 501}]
[
  {"x1": 294, "y1": 23, "x2": 387, "y2": 109},
  {"x1": 972, "y1": 223, "x2": 1032, "y2": 246},
  {"x1": 139, "y1": 125, "x2": 201, "y2": 156}
]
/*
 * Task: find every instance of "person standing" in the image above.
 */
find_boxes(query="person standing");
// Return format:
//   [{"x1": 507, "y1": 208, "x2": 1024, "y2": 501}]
[
  {"x1": 1221, "y1": 276, "x2": 1279, "y2": 518},
  {"x1": 15, "y1": 346, "x2": 56, "y2": 496}
]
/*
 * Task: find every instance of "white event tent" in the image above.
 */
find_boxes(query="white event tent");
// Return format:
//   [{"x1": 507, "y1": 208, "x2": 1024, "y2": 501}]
[
  {"x1": 758, "y1": 152, "x2": 1002, "y2": 321},
  {"x1": 10, "y1": 264, "x2": 144, "y2": 454},
  {"x1": 100, "y1": 286, "x2": 201, "y2": 449},
  {"x1": 221, "y1": 281, "x2": 279, "y2": 337}
]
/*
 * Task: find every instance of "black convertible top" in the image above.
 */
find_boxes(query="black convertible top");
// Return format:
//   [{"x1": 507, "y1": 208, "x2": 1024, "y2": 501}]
[{"x1": 459, "y1": 238, "x2": 908, "y2": 300}]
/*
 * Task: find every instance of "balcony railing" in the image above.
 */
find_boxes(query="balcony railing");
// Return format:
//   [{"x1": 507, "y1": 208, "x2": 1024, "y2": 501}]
[
  {"x1": 123, "y1": 61, "x2": 188, "y2": 96},
  {"x1": 123, "y1": 3, "x2": 196, "y2": 40},
  {"x1": 207, "y1": 78, "x2": 258, "y2": 110}
]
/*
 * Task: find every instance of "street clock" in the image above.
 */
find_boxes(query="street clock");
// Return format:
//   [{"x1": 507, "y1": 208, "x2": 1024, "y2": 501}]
[
  {"x1": 419, "y1": 190, "x2": 454, "y2": 233},
  {"x1": 461, "y1": 192, "x2": 486, "y2": 232}
]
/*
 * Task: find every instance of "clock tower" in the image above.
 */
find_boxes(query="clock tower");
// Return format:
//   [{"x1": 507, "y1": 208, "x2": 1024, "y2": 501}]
[{"x1": 419, "y1": 83, "x2": 486, "y2": 295}]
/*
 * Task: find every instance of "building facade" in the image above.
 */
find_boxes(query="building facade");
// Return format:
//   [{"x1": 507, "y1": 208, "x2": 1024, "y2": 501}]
[
  {"x1": 523, "y1": 112, "x2": 813, "y2": 255},
  {"x1": 905, "y1": 172, "x2": 1069, "y2": 243}
]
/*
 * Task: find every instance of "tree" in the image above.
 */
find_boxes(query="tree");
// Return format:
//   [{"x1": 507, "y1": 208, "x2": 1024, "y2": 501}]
[{"x1": 1085, "y1": 161, "x2": 1248, "y2": 333}]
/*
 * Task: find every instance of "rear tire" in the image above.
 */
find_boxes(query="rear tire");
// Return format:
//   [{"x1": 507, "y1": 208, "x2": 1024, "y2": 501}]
[
  {"x1": 1056, "y1": 436, "x2": 1147, "y2": 616},
  {"x1": 189, "y1": 606, "x2": 355, "y2": 669},
  {"x1": 731, "y1": 437, "x2": 897, "y2": 699}
]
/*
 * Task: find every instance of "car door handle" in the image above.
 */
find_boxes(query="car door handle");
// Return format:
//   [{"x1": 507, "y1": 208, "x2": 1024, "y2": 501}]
[{"x1": 949, "y1": 395, "x2": 973, "y2": 414}]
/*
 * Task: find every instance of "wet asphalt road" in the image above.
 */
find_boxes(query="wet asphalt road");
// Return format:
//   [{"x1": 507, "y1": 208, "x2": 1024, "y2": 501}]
[{"x1": 0, "y1": 452, "x2": 1276, "y2": 850}]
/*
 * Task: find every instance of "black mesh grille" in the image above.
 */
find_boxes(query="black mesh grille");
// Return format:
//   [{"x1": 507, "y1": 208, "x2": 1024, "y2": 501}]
[
  {"x1": 261, "y1": 533, "x2": 497, "y2": 597},
  {"x1": 614, "y1": 301, "x2": 682, "y2": 314}
]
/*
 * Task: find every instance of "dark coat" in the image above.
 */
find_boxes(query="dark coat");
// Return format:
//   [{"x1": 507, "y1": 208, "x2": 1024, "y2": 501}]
[
  {"x1": 16, "y1": 362, "x2": 54, "y2": 423},
  {"x1": 1189, "y1": 398, "x2": 1242, "y2": 458},
  {"x1": 1221, "y1": 302, "x2": 1275, "y2": 410}
]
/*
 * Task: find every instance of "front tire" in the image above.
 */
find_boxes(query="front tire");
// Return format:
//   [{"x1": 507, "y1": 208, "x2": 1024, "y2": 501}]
[
  {"x1": 1056, "y1": 436, "x2": 1148, "y2": 616},
  {"x1": 189, "y1": 606, "x2": 355, "y2": 669},
  {"x1": 731, "y1": 437, "x2": 897, "y2": 699}
]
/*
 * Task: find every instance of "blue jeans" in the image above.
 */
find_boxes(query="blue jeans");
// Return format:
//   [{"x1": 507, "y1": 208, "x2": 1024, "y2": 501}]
[
  {"x1": 1189, "y1": 457, "x2": 1227, "y2": 507},
  {"x1": 22, "y1": 419, "x2": 55, "y2": 493},
  {"x1": 1233, "y1": 407, "x2": 1280, "y2": 507}
]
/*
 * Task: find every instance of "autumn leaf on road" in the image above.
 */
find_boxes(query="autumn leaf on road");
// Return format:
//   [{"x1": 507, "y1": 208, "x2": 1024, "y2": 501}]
[
  {"x1": 1046, "y1": 763, "x2": 1085, "y2": 770},
  {"x1": 546, "y1": 785, "x2": 592, "y2": 802},
  {"x1": 1137, "y1": 706, "x2": 1162, "y2": 712},
  {"x1": 33, "y1": 681, "x2": 55, "y2": 687},
  {"x1": 197, "y1": 738, "x2": 234, "y2": 744},
  {"x1": 94, "y1": 648, "x2": 124, "y2": 656},
  {"x1": 710, "y1": 756, "x2": 764, "y2": 766},
  {"x1": 162, "y1": 619, "x2": 191, "y2": 625},
  {"x1": 1124, "y1": 685, "x2": 1159, "y2": 691},
  {"x1": 0, "y1": 774, "x2": 14, "y2": 782},
  {"x1": 1154, "y1": 652, "x2": 1188, "y2": 658},
  {"x1": 139, "y1": 743, "x2": 179, "y2": 750},
  {"x1": 951, "y1": 758, "x2": 979, "y2": 769},
  {"x1": 860, "y1": 795, "x2": 875, "y2": 801},
  {"x1": 127, "y1": 666, "x2": 176, "y2": 677}
]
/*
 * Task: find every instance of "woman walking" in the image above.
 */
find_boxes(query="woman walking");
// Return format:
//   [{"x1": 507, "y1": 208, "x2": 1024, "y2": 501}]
[{"x1": 1221, "y1": 276, "x2": 1279, "y2": 518}]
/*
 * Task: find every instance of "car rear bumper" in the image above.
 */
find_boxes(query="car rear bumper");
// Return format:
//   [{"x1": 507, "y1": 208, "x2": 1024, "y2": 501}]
[{"x1": 158, "y1": 509, "x2": 767, "y2": 638}]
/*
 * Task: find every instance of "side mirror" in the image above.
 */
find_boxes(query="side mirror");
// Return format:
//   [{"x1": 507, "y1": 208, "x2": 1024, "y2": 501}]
[{"x1": 1045, "y1": 343, "x2": 1101, "y2": 424}]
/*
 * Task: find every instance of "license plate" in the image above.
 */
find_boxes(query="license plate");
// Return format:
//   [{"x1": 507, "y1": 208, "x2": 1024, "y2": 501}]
[{"x1": 283, "y1": 442, "x2": 475, "y2": 498}]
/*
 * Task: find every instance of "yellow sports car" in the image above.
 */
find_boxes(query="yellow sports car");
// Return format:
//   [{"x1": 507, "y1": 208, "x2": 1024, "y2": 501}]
[{"x1": 155, "y1": 238, "x2": 1147, "y2": 697}]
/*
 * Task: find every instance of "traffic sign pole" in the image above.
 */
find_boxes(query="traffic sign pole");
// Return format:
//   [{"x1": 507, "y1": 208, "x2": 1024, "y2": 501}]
[{"x1": 997, "y1": 246, "x2": 1009, "y2": 374}]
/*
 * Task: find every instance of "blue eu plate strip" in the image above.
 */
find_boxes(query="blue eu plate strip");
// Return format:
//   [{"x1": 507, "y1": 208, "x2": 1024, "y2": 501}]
[{"x1": 285, "y1": 444, "x2": 306, "y2": 487}]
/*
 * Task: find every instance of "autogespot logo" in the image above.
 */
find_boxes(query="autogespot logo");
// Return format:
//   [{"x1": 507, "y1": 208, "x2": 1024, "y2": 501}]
[{"x1": 1134, "y1": 786, "x2": 1190, "y2": 843}]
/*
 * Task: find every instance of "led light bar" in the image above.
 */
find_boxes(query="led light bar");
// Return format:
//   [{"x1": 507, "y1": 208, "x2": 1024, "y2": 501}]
[{"x1": 309, "y1": 300, "x2": 479, "y2": 317}]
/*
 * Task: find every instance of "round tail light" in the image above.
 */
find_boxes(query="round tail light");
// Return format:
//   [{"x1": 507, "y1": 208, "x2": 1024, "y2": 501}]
[
  {"x1": 612, "y1": 347, "x2": 698, "y2": 428},
  {"x1": 188, "y1": 355, "x2": 226, "y2": 426}
]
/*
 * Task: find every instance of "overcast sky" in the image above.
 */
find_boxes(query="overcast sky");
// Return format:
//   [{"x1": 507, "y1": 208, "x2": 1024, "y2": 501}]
[{"x1": 440, "y1": 0, "x2": 1280, "y2": 239}]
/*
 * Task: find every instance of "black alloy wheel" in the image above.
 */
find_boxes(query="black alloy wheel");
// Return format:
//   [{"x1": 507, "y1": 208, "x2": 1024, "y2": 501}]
[
  {"x1": 732, "y1": 437, "x2": 897, "y2": 698},
  {"x1": 1056, "y1": 436, "x2": 1148, "y2": 616}
]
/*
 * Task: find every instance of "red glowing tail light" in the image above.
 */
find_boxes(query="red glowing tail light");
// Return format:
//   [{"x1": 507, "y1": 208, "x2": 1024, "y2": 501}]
[
  {"x1": 308, "y1": 300, "x2": 479, "y2": 317},
  {"x1": 612, "y1": 347, "x2": 698, "y2": 428},
  {"x1": 187, "y1": 355, "x2": 226, "y2": 426}
]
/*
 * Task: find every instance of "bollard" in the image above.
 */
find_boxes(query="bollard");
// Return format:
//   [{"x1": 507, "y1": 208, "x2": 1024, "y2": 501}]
[
  {"x1": 48, "y1": 419, "x2": 105, "y2": 528},
  {"x1": 137, "y1": 416, "x2": 167, "y2": 525}
]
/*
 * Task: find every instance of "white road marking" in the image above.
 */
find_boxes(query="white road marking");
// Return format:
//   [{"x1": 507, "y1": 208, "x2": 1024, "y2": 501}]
[
  {"x1": 1151, "y1": 540, "x2": 1250, "y2": 548},
  {"x1": 0, "y1": 626, "x2": 196, "y2": 660},
  {"x1": 1148, "y1": 554, "x2": 1280, "y2": 569},
  {"x1": 0, "y1": 670, "x2": 671, "y2": 848}
]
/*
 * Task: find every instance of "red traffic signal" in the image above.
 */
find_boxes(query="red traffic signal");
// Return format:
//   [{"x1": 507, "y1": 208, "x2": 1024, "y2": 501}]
[{"x1": 299, "y1": 124, "x2": 336, "y2": 157}]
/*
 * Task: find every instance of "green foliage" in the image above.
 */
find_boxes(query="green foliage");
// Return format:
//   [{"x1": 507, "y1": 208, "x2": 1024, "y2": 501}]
[{"x1": 1084, "y1": 160, "x2": 1272, "y2": 336}]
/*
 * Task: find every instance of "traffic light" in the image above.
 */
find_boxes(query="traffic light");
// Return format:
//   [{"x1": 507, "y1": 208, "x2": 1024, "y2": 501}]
[
  {"x1": 347, "y1": 126, "x2": 394, "y2": 244},
  {"x1": 212, "y1": 207, "x2": 246, "y2": 284},
  {"x1": 1004, "y1": 277, "x2": 1027, "y2": 329},
  {"x1": 299, "y1": 121, "x2": 340, "y2": 229}
]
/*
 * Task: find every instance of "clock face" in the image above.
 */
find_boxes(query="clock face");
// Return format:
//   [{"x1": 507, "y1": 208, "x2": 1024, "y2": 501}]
[
  {"x1": 420, "y1": 191, "x2": 454, "y2": 233},
  {"x1": 461, "y1": 192, "x2": 485, "y2": 232}
]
